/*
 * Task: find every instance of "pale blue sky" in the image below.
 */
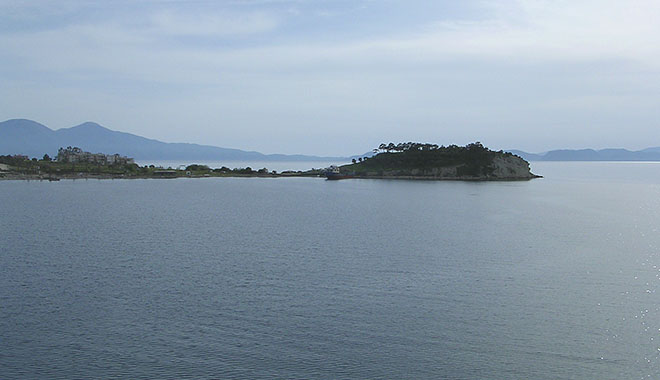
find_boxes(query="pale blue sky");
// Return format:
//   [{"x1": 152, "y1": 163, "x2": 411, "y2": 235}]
[{"x1": 2, "y1": 0, "x2": 659, "y2": 155}]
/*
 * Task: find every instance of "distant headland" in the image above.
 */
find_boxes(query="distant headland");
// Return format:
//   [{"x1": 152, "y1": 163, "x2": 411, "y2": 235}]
[
  {"x1": 0, "y1": 149, "x2": 322, "y2": 181},
  {"x1": 326, "y1": 142, "x2": 539, "y2": 181}
]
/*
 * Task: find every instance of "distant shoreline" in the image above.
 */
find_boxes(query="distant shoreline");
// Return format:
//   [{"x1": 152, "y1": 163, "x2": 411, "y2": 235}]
[
  {"x1": 1, "y1": 142, "x2": 542, "y2": 181},
  {"x1": 346, "y1": 174, "x2": 542, "y2": 181},
  {"x1": 0, "y1": 172, "x2": 543, "y2": 182},
  {"x1": 0, "y1": 172, "x2": 319, "y2": 181}
]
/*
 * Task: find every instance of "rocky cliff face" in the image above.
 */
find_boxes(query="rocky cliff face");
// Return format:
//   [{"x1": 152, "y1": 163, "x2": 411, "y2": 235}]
[
  {"x1": 488, "y1": 155, "x2": 538, "y2": 179},
  {"x1": 353, "y1": 154, "x2": 538, "y2": 180}
]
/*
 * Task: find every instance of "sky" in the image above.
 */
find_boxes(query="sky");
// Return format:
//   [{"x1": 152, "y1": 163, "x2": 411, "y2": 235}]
[{"x1": 1, "y1": 0, "x2": 660, "y2": 156}]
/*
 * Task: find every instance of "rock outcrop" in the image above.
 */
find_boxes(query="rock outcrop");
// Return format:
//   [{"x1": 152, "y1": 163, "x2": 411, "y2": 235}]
[{"x1": 488, "y1": 155, "x2": 538, "y2": 180}]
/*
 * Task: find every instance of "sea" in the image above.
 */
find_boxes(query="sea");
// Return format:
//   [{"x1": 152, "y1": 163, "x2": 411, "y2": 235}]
[{"x1": 2, "y1": 161, "x2": 660, "y2": 379}]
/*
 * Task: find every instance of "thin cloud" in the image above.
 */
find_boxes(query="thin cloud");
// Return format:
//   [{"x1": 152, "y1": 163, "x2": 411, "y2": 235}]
[
  {"x1": 2, "y1": 0, "x2": 660, "y2": 154},
  {"x1": 148, "y1": 10, "x2": 281, "y2": 37},
  {"x1": 3, "y1": 0, "x2": 659, "y2": 83}
]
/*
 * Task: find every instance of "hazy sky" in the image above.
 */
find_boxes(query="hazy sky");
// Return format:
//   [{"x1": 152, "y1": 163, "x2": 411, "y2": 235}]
[{"x1": 2, "y1": 0, "x2": 660, "y2": 155}]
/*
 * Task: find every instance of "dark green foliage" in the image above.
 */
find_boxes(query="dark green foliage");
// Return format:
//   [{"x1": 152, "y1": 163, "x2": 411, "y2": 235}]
[
  {"x1": 0, "y1": 155, "x2": 281, "y2": 178},
  {"x1": 347, "y1": 142, "x2": 499, "y2": 177},
  {"x1": 0, "y1": 155, "x2": 30, "y2": 166},
  {"x1": 185, "y1": 164, "x2": 211, "y2": 172},
  {"x1": 124, "y1": 163, "x2": 139, "y2": 172},
  {"x1": 377, "y1": 142, "x2": 440, "y2": 153},
  {"x1": 234, "y1": 167, "x2": 254, "y2": 174},
  {"x1": 213, "y1": 166, "x2": 232, "y2": 173}
]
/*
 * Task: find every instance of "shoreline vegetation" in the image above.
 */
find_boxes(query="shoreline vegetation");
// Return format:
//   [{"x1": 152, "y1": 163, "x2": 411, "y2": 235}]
[
  {"x1": 1, "y1": 142, "x2": 540, "y2": 181},
  {"x1": 0, "y1": 156, "x2": 322, "y2": 181}
]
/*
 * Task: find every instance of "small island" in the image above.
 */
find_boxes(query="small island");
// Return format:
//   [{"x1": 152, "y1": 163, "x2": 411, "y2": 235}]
[{"x1": 331, "y1": 142, "x2": 540, "y2": 180}]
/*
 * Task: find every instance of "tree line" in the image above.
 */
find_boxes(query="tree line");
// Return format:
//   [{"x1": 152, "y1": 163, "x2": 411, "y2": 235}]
[{"x1": 374, "y1": 141, "x2": 489, "y2": 154}]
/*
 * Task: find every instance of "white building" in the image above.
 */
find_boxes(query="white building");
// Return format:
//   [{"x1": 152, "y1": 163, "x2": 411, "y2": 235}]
[{"x1": 56, "y1": 147, "x2": 134, "y2": 165}]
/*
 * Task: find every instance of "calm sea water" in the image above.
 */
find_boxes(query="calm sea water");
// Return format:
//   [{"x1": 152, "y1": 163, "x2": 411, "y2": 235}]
[{"x1": 2, "y1": 162, "x2": 660, "y2": 379}]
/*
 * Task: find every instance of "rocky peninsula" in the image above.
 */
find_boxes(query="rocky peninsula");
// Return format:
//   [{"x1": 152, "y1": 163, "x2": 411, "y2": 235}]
[{"x1": 336, "y1": 142, "x2": 540, "y2": 180}]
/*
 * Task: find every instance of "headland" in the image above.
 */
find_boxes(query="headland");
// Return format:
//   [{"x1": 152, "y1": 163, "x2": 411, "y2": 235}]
[{"x1": 332, "y1": 142, "x2": 540, "y2": 181}]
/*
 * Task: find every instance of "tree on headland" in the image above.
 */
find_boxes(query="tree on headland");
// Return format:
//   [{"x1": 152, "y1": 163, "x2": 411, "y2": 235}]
[
  {"x1": 213, "y1": 166, "x2": 232, "y2": 173},
  {"x1": 42, "y1": 154, "x2": 51, "y2": 161},
  {"x1": 376, "y1": 142, "x2": 440, "y2": 153},
  {"x1": 185, "y1": 164, "x2": 211, "y2": 172},
  {"x1": 346, "y1": 141, "x2": 514, "y2": 177}
]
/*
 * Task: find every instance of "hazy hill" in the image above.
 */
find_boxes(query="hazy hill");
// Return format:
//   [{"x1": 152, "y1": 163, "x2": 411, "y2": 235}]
[
  {"x1": 0, "y1": 119, "x2": 348, "y2": 161},
  {"x1": 0, "y1": 119, "x2": 58, "y2": 156},
  {"x1": 508, "y1": 147, "x2": 660, "y2": 161},
  {"x1": 4, "y1": 118, "x2": 660, "y2": 162}
]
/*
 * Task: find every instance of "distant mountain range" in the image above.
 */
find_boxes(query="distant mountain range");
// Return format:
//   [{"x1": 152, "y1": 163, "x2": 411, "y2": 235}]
[
  {"x1": 0, "y1": 119, "x2": 354, "y2": 162},
  {"x1": 3, "y1": 119, "x2": 660, "y2": 162},
  {"x1": 508, "y1": 148, "x2": 660, "y2": 161}
]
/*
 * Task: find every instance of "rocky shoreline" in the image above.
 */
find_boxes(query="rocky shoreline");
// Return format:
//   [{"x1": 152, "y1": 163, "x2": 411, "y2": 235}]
[
  {"x1": 349, "y1": 174, "x2": 542, "y2": 181},
  {"x1": 1, "y1": 172, "x2": 543, "y2": 182}
]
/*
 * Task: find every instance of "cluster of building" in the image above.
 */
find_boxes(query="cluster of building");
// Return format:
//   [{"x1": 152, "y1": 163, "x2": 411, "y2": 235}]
[{"x1": 56, "y1": 147, "x2": 134, "y2": 165}]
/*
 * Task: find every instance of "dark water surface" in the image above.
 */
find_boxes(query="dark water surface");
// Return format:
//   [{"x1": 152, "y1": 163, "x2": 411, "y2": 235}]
[{"x1": 2, "y1": 162, "x2": 660, "y2": 379}]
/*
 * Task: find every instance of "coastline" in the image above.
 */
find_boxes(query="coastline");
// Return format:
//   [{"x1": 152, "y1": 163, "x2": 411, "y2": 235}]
[
  {"x1": 1, "y1": 142, "x2": 540, "y2": 182},
  {"x1": 348, "y1": 174, "x2": 542, "y2": 181},
  {"x1": 0, "y1": 172, "x2": 542, "y2": 181},
  {"x1": 0, "y1": 172, "x2": 310, "y2": 181}
]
